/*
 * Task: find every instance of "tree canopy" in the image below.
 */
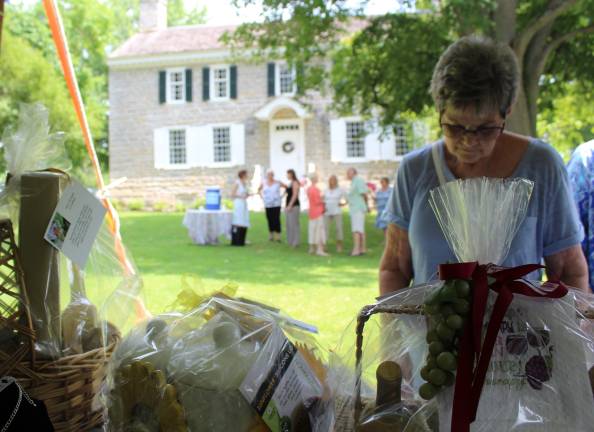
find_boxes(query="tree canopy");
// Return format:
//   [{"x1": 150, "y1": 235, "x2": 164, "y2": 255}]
[
  {"x1": 0, "y1": 0, "x2": 206, "y2": 178},
  {"x1": 228, "y1": 0, "x2": 594, "y2": 151}
]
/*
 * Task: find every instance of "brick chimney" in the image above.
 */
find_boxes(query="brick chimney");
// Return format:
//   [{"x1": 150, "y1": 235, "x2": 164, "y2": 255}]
[{"x1": 139, "y1": 0, "x2": 167, "y2": 32}]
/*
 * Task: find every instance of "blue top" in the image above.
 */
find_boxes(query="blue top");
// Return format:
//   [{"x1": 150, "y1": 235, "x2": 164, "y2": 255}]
[
  {"x1": 567, "y1": 140, "x2": 594, "y2": 291},
  {"x1": 375, "y1": 188, "x2": 392, "y2": 229},
  {"x1": 385, "y1": 139, "x2": 584, "y2": 284}
]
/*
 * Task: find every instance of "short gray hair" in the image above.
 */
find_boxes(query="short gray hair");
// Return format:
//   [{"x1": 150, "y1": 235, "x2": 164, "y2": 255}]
[{"x1": 430, "y1": 35, "x2": 519, "y2": 117}]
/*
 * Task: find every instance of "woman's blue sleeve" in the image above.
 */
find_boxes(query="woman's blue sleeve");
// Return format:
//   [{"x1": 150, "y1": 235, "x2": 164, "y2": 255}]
[
  {"x1": 384, "y1": 161, "x2": 413, "y2": 230},
  {"x1": 543, "y1": 156, "x2": 585, "y2": 256}
]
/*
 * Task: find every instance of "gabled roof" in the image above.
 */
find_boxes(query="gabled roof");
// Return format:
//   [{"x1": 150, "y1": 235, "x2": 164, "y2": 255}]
[
  {"x1": 109, "y1": 19, "x2": 370, "y2": 60},
  {"x1": 110, "y1": 24, "x2": 237, "y2": 58}
]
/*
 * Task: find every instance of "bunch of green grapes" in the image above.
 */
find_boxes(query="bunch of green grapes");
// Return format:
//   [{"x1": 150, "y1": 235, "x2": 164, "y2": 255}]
[{"x1": 419, "y1": 279, "x2": 471, "y2": 400}]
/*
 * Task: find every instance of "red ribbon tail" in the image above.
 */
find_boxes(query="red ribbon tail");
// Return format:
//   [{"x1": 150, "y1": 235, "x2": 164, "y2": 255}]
[
  {"x1": 469, "y1": 286, "x2": 514, "y2": 421},
  {"x1": 490, "y1": 264, "x2": 543, "y2": 283},
  {"x1": 472, "y1": 265, "x2": 489, "y2": 354}
]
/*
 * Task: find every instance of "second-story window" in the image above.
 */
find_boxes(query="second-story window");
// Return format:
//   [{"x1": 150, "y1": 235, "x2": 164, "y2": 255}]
[
  {"x1": 279, "y1": 65, "x2": 295, "y2": 95},
  {"x1": 167, "y1": 69, "x2": 185, "y2": 103},
  {"x1": 212, "y1": 66, "x2": 230, "y2": 100},
  {"x1": 276, "y1": 63, "x2": 296, "y2": 96}
]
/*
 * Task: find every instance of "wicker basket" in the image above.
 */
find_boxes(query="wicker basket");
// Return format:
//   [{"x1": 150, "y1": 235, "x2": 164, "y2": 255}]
[
  {"x1": 347, "y1": 300, "x2": 594, "y2": 431},
  {"x1": 9, "y1": 343, "x2": 117, "y2": 431},
  {"x1": 0, "y1": 219, "x2": 118, "y2": 431}
]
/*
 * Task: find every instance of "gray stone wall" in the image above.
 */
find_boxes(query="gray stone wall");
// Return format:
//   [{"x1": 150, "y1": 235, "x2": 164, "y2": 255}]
[{"x1": 108, "y1": 61, "x2": 400, "y2": 205}]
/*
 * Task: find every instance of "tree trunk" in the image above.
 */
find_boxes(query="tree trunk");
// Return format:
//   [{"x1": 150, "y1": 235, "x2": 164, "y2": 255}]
[
  {"x1": 494, "y1": 0, "x2": 517, "y2": 44},
  {"x1": 494, "y1": 0, "x2": 533, "y2": 136},
  {"x1": 507, "y1": 86, "x2": 533, "y2": 136}
]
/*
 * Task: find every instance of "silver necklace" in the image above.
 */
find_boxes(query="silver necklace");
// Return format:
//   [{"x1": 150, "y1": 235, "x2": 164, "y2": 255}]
[{"x1": 1, "y1": 377, "x2": 37, "y2": 432}]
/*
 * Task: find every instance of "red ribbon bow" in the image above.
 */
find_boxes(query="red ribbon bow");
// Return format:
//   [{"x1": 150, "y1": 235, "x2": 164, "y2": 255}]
[{"x1": 438, "y1": 262, "x2": 568, "y2": 432}]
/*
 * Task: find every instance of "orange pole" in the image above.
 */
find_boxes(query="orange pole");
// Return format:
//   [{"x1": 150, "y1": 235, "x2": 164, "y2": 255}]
[{"x1": 42, "y1": 0, "x2": 135, "y2": 277}]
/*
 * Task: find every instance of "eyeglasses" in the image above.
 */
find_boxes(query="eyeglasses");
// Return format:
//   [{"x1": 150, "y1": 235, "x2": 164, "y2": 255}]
[{"x1": 440, "y1": 121, "x2": 505, "y2": 141}]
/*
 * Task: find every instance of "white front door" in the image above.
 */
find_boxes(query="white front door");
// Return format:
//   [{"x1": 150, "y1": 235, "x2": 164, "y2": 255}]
[{"x1": 269, "y1": 119, "x2": 305, "y2": 182}]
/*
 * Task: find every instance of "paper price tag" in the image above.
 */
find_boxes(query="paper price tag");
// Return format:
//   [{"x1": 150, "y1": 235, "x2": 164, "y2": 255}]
[{"x1": 44, "y1": 181, "x2": 106, "y2": 268}]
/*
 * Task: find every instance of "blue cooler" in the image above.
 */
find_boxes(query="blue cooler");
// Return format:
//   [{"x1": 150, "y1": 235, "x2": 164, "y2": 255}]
[{"x1": 205, "y1": 187, "x2": 221, "y2": 210}]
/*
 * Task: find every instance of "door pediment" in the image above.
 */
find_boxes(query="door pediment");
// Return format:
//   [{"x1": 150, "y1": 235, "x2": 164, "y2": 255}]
[{"x1": 254, "y1": 97, "x2": 311, "y2": 121}]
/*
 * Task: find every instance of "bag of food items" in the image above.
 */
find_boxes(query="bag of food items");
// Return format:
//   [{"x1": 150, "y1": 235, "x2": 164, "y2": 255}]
[
  {"x1": 0, "y1": 103, "x2": 140, "y2": 358},
  {"x1": 104, "y1": 296, "x2": 331, "y2": 432},
  {"x1": 328, "y1": 177, "x2": 594, "y2": 431}
]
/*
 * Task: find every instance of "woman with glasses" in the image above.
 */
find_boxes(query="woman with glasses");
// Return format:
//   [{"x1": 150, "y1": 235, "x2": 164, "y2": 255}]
[{"x1": 380, "y1": 35, "x2": 588, "y2": 295}]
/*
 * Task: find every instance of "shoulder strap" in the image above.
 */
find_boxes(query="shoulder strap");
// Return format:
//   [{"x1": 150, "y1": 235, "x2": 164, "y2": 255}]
[{"x1": 432, "y1": 141, "x2": 447, "y2": 186}]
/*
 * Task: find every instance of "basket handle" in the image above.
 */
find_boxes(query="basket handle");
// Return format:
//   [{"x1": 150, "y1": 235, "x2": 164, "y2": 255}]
[{"x1": 354, "y1": 303, "x2": 423, "y2": 424}]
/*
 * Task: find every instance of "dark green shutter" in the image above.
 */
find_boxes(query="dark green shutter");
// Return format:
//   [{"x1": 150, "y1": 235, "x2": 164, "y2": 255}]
[
  {"x1": 230, "y1": 65, "x2": 237, "y2": 99},
  {"x1": 202, "y1": 67, "x2": 210, "y2": 101},
  {"x1": 296, "y1": 62, "x2": 305, "y2": 95},
  {"x1": 185, "y1": 68, "x2": 192, "y2": 102},
  {"x1": 267, "y1": 62, "x2": 275, "y2": 97},
  {"x1": 158, "y1": 70, "x2": 166, "y2": 104}
]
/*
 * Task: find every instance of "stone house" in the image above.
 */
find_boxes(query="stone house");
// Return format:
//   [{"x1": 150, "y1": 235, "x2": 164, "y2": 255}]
[{"x1": 108, "y1": 0, "x2": 420, "y2": 205}]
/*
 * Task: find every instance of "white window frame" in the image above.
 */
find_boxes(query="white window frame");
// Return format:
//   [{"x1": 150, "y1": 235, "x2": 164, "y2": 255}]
[
  {"x1": 207, "y1": 123, "x2": 235, "y2": 168},
  {"x1": 166, "y1": 68, "x2": 186, "y2": 104},
  {"x1": 275, "y1": 62, "x2": 296, "y2": 96},
  {"x1": 212, "y1": 124, "x2": 232, "y2": 165},
  {"x1": 394, "y1": 123, "x2": 409, "y2": 159},
  {"x1": 210, "y1": 65, "x2": 230, "y2": 102},
  {"x1": 344, "y1": 117, "x2": 367, "y2": 162},
  {"x1": 167, "y1": 128, "x2": 189, "y2": 168}
]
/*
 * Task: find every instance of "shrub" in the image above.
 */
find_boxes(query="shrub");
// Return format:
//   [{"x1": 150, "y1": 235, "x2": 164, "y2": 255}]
[
  {"x1": 153, "y1": 201, "x2": 170, "y2": 212},
  {"x1": 192, "y1": 198, "x2": 206, "y2": 209},
  {"x1": 222, "y1": 199, "x2": 234, "y2": 210},
  {"x1": 175, "y1": 202, "x2": 187, "y2": 212},
  {"x1": 128, "y1": 199, "x2": 145, "y2": 211},
  {"x1": 111, "y1": 199, "x2": 126, "y2": 212}
]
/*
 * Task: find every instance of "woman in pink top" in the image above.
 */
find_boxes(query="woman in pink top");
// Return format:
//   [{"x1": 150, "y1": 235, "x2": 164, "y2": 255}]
[{"x1": 307, "y1": 173, "x2": 328, "y2": 256}]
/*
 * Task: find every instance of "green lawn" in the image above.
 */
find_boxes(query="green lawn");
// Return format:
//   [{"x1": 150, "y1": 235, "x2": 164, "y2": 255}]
[{"x1": 119, "y1": 211, "x2": 385, "y2": 349}]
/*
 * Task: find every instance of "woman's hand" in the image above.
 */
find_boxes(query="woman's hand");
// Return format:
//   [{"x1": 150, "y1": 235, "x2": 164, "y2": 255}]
[{"x1": 544, "y1": 245, "x2": 589, "y2": 293}]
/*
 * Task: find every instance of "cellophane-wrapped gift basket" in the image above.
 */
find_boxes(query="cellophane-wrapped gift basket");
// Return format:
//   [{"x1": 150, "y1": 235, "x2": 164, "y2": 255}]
[
  {"x1": 327, "y1": 177, "x2": 594, "y2": 432},
  {"x1": 103, "y1": 295, "x2": 333, "y2": 432},
  {"x1": 0, "y1": 104, "x2": 141, "y2": 431}
]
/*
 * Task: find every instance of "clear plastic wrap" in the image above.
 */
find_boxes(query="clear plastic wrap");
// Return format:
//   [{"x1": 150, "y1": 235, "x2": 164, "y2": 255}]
[
  {"x1": 0, "y1": 103, "x2": 141, "y2": 359},
  {"x1": 329, "y1": 177, "x2": 594, "y2": 431},
  {"x1": 105, "y1": 296, "x2": 330, "y2": 432},
  {"x1": 0, "y1": 103, "x2": 71, "y2": 223}
]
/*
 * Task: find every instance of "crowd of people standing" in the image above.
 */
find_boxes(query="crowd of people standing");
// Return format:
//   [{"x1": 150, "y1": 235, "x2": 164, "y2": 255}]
[{"x1": 230, "y1": 167, "x2": 392, "y2": 255}]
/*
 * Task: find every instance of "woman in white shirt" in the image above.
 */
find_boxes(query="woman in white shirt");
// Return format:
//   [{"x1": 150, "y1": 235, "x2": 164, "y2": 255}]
[
  {"x1": 258, "y1": 169, "x2": 284, "y2": 242},
  {"x1": 231, "y1": 170, "x2": 250, "y2": 246},
  {"x1": 323, "y1": 174, "x2": 346, "y2": 252}
]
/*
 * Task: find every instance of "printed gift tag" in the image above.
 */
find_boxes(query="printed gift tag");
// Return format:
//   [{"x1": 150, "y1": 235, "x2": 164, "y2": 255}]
[
  {"x1": 44, "y1": 181, "x2": 106, "y2": 268},
  {"x1": 240, "y1": 327, "x2": 323, "y2": 432}
]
